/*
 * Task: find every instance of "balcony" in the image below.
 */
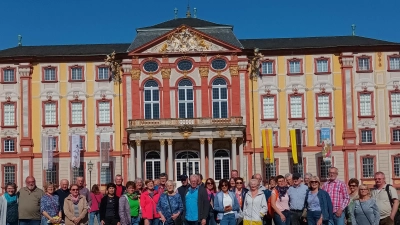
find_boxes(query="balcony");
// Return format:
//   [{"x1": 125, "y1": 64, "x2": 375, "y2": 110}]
[{"x1": 128, "y1": 117, "x2": 243, "y2": 128}]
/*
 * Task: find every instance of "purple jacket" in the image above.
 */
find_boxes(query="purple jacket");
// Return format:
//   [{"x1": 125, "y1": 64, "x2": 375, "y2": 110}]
[{"x1": 119, "y1": 195, "x2": 131, "y2": 225}]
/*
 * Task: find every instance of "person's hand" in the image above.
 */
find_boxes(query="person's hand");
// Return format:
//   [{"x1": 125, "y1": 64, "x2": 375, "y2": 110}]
[
  {"x1": 74, "y1": 217, "x2": 81, "y2": 224},
  {"x1": 201, "y1": 219, "x2": 206, "y2": 225},
  {"x1": 335, "y1": 209, "x2": 343, "y2": 217},
  {"x1": 224, "y1": 206, "x2": 232, "y2": 212},
  {"x1": 171, "y1": 213, "x2": 180, "y2": 220},
  {"x1": 117, "y1": 222, "x2": 121, "y2": 225},
  {"x1": 280, "y1": 214, "x2": 286, "y2": 222},
  {"x1": 101, "y1": 220, "x2": 105, "y2": 225},
  {"x1": 302, "y1": 218, "x2": 307, "y2": 223},
  {"x1": 317, "y1": 218, "x2": 323, "y2": 225},
  {"x1": 390, "y1": 214, "x2": 395, "y2": 221},
  {"x1": 160, "y1": 215, "x2": 167, "y2": 223}
]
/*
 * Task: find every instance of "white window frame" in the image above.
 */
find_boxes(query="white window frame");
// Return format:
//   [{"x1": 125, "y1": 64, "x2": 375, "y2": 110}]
[
  {"x1": 317, "y1": 95, "x2": 330, "y2": 117},
  {"x1": 359, "y1": 93, "x2": 372, "y2": 116},
  {"x1": 393, "y1": 129, "x2": 400, "y2": 143},
  {"x1": 44, "y1": 102, "x2": 57, "y2": 125},
  {"x1": 178, "y1": 80, "x2": 194, "y2": 118},
  {"x1": 262, "y1": 96, "x2": 275, "y2": 119},
  {"x1": 44, "y1": 68, "x2": 56, "y2": 81},
  {"x1": 45, "y1": 163, "x2": 58, "y2": 184},
  {"x1": 319, "y1": 160, "x2": 332, "y2": 180},
  {"x1": 394, "y1": 156, "x2": 400, "y2": 177},
  {"x1": 144, "y1": 81, "x2": 160, "y2": 119},
  {"x1": 391, "y1": 93, "x2": 400, "y2": 116},
  {"x1": 389, "y1": 57, "x2": 400, "y2": 70},
  {"x1": 4, "y1": 139, "x2": 15, "y2": 152},
  {"x1": 212, "y1": 78, "x2": 228, "y2": 118},
  {"x1": 289, "y1": 95, "x2": 303, "y2": 118},
  {"x1": 362, "y1": 157, "x2": 374, "y2": 178},
  {"x1": 261, "y1": 61, "x2": 274, "y2": 75},
  {"x1": 289, "y1": 60, "x2": 301, "y2": 74},
  {"x1": 265, "y1": 159, "x2": 277, "y2": 178},
  {"x1": 175, "y1": 151, "x2": 200, "y2": 181},
  {"x1": 316, "y1": 59, "x2": 329, "y2": 73},
  {"x1": 361, "y1": 130, "x2": 373, "y2": 143},
  {"x1": 3, "y1": 103, "x2": 15, "y2": 126},
  {"x1": 71, "y1": 102, "x2": 83, "y2": 124},
  {"x1": 358, "y1": 58, "x2": 370, "y2": 71},
  {"x1": 98, "y1": 101, "x2": 110, "y2": 124},
  {"x1": 3, "y1": 69, "x2": 15, "y2": 82},
  {"x1": 100, "y1": 165, "x2": 113, "y2": 185},
  {"x1": 4, "y1": 165, "x2": 16, "y2": 184},
  {"x1": 71, "y1": 67, "x2": 83, "y2": 80},
  {"x1": 145, "y1": 151, "x2": 161, "y2": 180},
  {"x1": 214, "y1": 150, "x2": 230, "y2": 181},
  {"x1": 71, "y1": 162, "x2": 84, "y2": 181},
  {"x1": 98, "y1": 67, "x2": 109, "y2": 80}
]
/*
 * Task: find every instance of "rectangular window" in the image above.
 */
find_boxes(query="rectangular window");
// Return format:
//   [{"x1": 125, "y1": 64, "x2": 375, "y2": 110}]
[
  {"x1": 98, "y1": 101, "x2": 111, "y2": 124},
  {"x1": 49, "y1": 137, "x2": 57, "y2": 151},
  {"x1": 289, "y1": 60, "x2": 301, "y2": 74},
  {"x1": 71, "y1": 102, "x2": 83, "y2": 125},
  {"x1": 44, "y1": 68, "x2": 57, "y2": 81},
  {"x1": 289, "y1": 95, "x2": 303, "y2": 119},
  {"x1": 3, "y1": 103, "x2": 15, "y2": 126},
  {"x1": 79, "y1": 136, "x2": 85, "y2": 150},
  {"x1": 44, "y1": 102, "x2": 57, "y2": 125},
  {"x1": 358, "y1": 57, "x2": 371, "y2": 71},
  {"x1": 45, "y1": 164, "x2": 58, "y2": 184},
  {"x1": 316, "y1": 59, "x2": 329, "y2": 73},
  {"x1": 389, "y1": 57, "x2": 400, "y2": 71},
  {"x1": 101, "y1": 164, "x2": 113, "y2": 185},
  {"x1": 394, "y1": 156, "x2": 400, "y2": 177},
  {"x1": 71, "y1": 162, "x2": 84, "y2": 181},
  {"x1": 261, "y1": 61, "x2": 274, "y2": 75},
  {"x1": 292, "y1": 162, "x2": 304, "y2": 175},
  {"x1": 319, "y1": 160, "x2": 332, "y2": 180},
  {"x1": 362, "y1": 157, "x2": 374, "y2": 178},
  {"x1": 359, "y1": 93, "x2": 372, "y2": 116},
  {"x1": 4, "y1": 139, "x2": 15, "y2": 152},
  {"x1": 262, "y1": 96, "x2": 275, "y2": 120},
  {"x1": 265, "y1": 159, "x2": 277, "y2": 178},
  {"x1": 393, "y1": 129, "x2": 400, "y2": 143},
  {"x1": 317, "y1": 94, "x2": 330, "y2": 118},
  {"x1": 361, "y1": 130, "x2": 373, "y2": 143},
  {"x1": 390, "y1": 93, "x2": 400, "y2": 116},
  {"x1": 3, "y1": 69, "x2": 15, "y2": 82},
  {"x1": 98, "y1": 67, "x2": 109, "y2": 80},
  {"x1": 3, "y1": 165, "x2": 16, "y2": 184},
  {"x1": 71, "y1": 67, "x2": 83, "y2": 80}
]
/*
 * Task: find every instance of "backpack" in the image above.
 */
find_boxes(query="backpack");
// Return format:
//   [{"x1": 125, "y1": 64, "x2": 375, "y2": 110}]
[
  {"x1": 267, "y1": 189, "x2": 278, "y2": 217},
  {"x1": 385, "y1": 184, "x2": 400, "y2": 224}
]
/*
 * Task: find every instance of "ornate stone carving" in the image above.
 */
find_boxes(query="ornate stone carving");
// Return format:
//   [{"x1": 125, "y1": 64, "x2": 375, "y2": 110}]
[
  {"x1": 131, "y1": 69, "x2": 141, "y2": 80},
  {"x1": 315, "y1": 121, "x2": 334, "y2": 128},
  {"x1": 389, "y1": 118, "x2": 400, "y2": 126},
  {"x1": 229, "y1": 65, "x2": 239, "y2": 76},
  {"x1": 339, "y1": 56, "x2": 354, "y2": 67},
  {"x1": 218, "y1": 128, "x2": 225, "y2": 138},
  {"x1": 100, "y1": 91, "x2": 107, "y2": 99},
  {"x1": 260, "y1": 122, "x2": 279, "y2": 129},
  {"x1": 161, "y1": 68, "x2": 171, "y2": 79},
  {"x1": 199, "y1": 67, "x2": 209, "y2": 77},
  {"x1": 167, "y1": 139, "x2": 173, "y2": 145},
  {"x1": 135, "y1": 140, "x2": 141, "y2": 146},
  {"x1": 287, "y1": 121, "x2": 307, "y2": 128},
  {"x1": 96, "y1": 127, "x2": 114, "y2": 133},
  {"x1": 158, "y1": 27, "x2": 210, "y2": 53},
  {"x1": 378, "y1": 52, "x2": 382, "y2": 67},
  {"x1": 231, "y1": 137, "x2": 237, "y2": 144},
  {"x1": 159, "y1": 139, "x2": 165, "y2": 146},
  {"x1": 46, "y1": 91, "x2": 53, "y2": 101},
  {"x1": 73, "y1": 91, "x2": 80, "y2": 100},
  {"x1": 199, "y1": 138, "x2": 205, "y2": 145},
  {"x1": 18, "y1": 64, "x2": 32, "y2": 77},
  {"x1": 42, "y1": 128, "x2": 61, "y2": 134},
  {"x1": 207, "y1": 138, "x2": 213, "y2": 143},
  {"x1": 69, "y1": 127, "x2": 87, "y2": 134},
  {"x1": 5, "y1": 92, "x2": 12, "y2": 102},
  {"x1": 358, "y1": 119, "x2": 376, "y2": 127},
  {"x1": 147, "y1": 130, "x2": 153, "y2": 140},
  {"x1": 0, "y1": 129, "x2": 19, "y2": 136},
  {"x1": 179, "y1": 125, "x2": 193, "y2": 139}
]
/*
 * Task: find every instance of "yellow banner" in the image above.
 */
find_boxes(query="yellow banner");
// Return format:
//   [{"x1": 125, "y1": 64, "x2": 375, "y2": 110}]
[
  {"x1": 262, "y1": 129, "x2": 274, "y2": 163},
  {"x1": 262, "y1": 129, "x2": 267, "y2": 160},
  {"x1": 290, "y1": 129, "x2": 298, "y2": 164}
]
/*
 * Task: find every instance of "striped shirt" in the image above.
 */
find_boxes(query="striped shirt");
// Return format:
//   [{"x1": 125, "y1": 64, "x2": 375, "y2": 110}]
[{"x1": 321, "y1": 179, "x2": 350, "y2": 213}]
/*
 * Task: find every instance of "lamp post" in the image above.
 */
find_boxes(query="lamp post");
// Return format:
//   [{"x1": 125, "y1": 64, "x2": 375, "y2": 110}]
[
  {"x1": 248, "y1": 48, "x2": 264, "y2": 175},
  {"x1": 88, "y1": 160, "x2": 93, "y2": 188}
]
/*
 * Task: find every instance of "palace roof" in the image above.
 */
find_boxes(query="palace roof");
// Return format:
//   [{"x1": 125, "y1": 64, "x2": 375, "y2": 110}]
[{"x1": 137, "y1": 18, "x2": 232, "y2": 30}]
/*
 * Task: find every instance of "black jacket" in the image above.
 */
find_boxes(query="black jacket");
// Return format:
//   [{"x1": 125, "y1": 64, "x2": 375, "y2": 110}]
[
  {"x1": 99, "y1": 195, "x2": 120, "y2": 221},
  {"x1": 182, "y1": 185, "x2": 209, "y2": 222},
  {"x1": 231, "y1": 187, "x2": 249, "y2": 210},
  {"x1": 55, "y1": 188, "x2": 70, "y2": 219}
]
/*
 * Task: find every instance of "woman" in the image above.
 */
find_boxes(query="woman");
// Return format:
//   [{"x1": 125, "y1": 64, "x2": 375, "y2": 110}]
[
  {"x1": 350, "y1": 185, "x2": 379, "y2": 225},
  {"x1": 229, "y1": 178, "x2": 236, "y2": 191},
  {"x1": 89, "y1": 184, "x2": 103, "y2": 225},
  {"x1": 100, "y1": 183, "x2": 120, "y2": 225},
  {"x1": 242, "y1": 179, "x2": 267, "y2": 225},
  {"x1": 214, "y1": 179, "x2": 240, "y2": 225},
  {"x1": 271, "y1": 175, "x2": 290, "y2": 225},
  {"x1": 40, "y1": 182, "x2": 62, "y2": 225},
  {"x1": 205, "y1": 178, "x2": 217, "y2": 225},
  {"x1": 120, "y1": 181, "x2": 141, "y2": 225},
  {"x1": 304, "y1": 176, "x2": 332, "y2": 225},
  {"x1": 232, "y1": 177, "x2": 248, "y2": 210},
  {"x1": 0, "y1": 182, "x2": 18, "y2": 225},
  {"x1": 140, "y1": 180, "x2": 161, "y2": 225},
  {"x1": 346, "y1": 179, "x2": 359, "y2": 225},
  {"x1": 157, "y1": 180, "x2": 183, "y2": 225},
  {"x1": 64, "y1": 184, "x2": 88, "y2": 225},
  {"x1": 135, "y1": 178, "x2": 144, "y2": 193}
]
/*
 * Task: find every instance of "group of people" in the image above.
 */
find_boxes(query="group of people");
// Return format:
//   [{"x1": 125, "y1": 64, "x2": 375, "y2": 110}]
[{"x1": 0, "y1": 168, "x2": 398, "y2": 225}]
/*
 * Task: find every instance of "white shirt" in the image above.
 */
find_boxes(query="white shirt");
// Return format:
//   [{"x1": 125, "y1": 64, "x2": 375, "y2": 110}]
[{"x1": 223, "y1": 193, "x2": 234, "y2": 215}]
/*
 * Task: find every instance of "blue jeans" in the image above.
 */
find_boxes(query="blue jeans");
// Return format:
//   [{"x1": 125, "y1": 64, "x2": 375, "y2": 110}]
[
  {"x1": 186, "y1": 220, "x2": 200, "y2": 225},
  {"x1": 89, "y1": 211, "x2": 101, "y2": 225},
  {"x1": 6, "y1": 222, "x2": 19, "y2": 225},
  {"x1": 207, "y1": 211, "x2": 217, "y2": 225},
  {"x1": 19, "y1": 220, "x2": 41, "y2": 225},
  {"x1": 274, "y1": 210, "x2": 291, "y2": 225},
  {"x1": 307, "y1": 211, "x2": 330, "y2": 225},
  {"x1": 132, "y1": 216, "x2": 141, "y2": 225},
  {"x1": 220, "y1": 213, "x2": 236, "y2": 225},
  {"x1": 329, "y1": 212, "x2": 345, "y2": 225},
  {"x1": 148, "y1": 218, "x2": 160, "y2": 225}
]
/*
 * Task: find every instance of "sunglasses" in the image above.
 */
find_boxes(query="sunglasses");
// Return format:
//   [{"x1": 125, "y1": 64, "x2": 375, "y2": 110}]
[
  {"x1": 310, "y1": 181, "x2": 319, "y2": 184},
  {"x1": 359, "y1": 189, "x2": 368, "y2": 191},
  {"x1": 71, "y1": 189, "x2": 79, "y2": 191},
  {"x1": 221, "y1": 184, "x2": 228, "y2": 187},
  {"x1": 236, "y1": 182, "x2": 243, "y2": 184},
  {"x1": 206, "y1": 182, "x2": 213, "y2": 185},
  {"x1": 349, "y1": 185, "x2": 357, "y2": 187}
]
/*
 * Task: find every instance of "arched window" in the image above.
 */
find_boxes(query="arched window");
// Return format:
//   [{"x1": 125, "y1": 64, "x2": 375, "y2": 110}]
[
  {"x1": 178, "y1": 79, "x2": 194, "y2": 118},
  {"x1": 145, "y1": 151, "x2": 160, "y2": 180},
  {"x1": 212, "y1": 78, "x2": 228, "y2": 118},
  {"x1": 214, "y1": 149, "x2": 230, "y2": 180},
  {"x1": 144, "y1": 80, "x2": 160, "y2": 119},
  {"x1": 175, "y1": 150, "x2": 200, "y2": 181}
]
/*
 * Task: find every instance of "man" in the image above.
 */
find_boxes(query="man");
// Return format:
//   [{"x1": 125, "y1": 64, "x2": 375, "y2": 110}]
[
  {"x1": 196, "y1": 173, "x2": 205, "y2": 186},
  {"x1": 155, "y1": 173, "x2": 168, "y2": 193},
  {"x1": 321, "y1": 167, "x2": 350, "y2": 225},
  {"x1": 177, "y1": 174, "x2": 189, "y2": 200},
  {"x1": 231, "y1": 170, "x2": 239, "y2": 179},
  {"x1": 76, "y1": 176, "x2": 91, "y2": 207},
  {"x1": 304, "y1": 173, "x2": 312, "y2": 186},
  {"x1": 182, "y1": 174, "x2": 209, "y2": 225},
  {"x1": 253, "y1": 173, "x2": 266, "y2": 191},
  {"x1": 285, "y1": 173, "x2": 293, "y2": 186},
  {"x1": 55, "y1": 179, "x2": 70, "y2": 220},
  {"x1": 288, "y1": 173, "x2": 308, "y2": 225},
  {"x1": 18, "y1": 176, "x2": 44, "y2": 225},
  {"x1": 371, "y1": 172, "x2": 399, "y2": 225},
  {"x1": 114, "y1": 174, "x2": 126, "y2": 197}
]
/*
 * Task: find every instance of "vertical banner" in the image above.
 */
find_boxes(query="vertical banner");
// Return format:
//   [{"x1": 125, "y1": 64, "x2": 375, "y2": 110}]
[
  {"x1": 47, "y1": 136, "x2": 54, "y2": 170},
  {"x1": 100, "y1": 133, "x2": 110, "y2": 167},
  {"x1": 290, "y1": 129, "x2": 298, "y2": 164},
  {"x1": 42, "y1": 135, "x2": 49, "y2": 170},
  {"x1": 71, "y1": 135, "x2": 81, "y2": 168},
  {"x1": 321, "y1": 128, "x2": 332, "y2": 163},
  {"x1": 262, "y1": 129, "x2": 274, "y2": 164},
  {"x1": 295, "y1": 129, "x2": 303, "y2": 164}
]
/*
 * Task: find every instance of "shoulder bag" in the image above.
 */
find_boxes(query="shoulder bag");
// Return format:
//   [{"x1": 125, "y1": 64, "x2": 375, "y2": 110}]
[
  {"x1": 166, "y1": 194, "x2": 183, "y2": 225},
  {"x1": 357, "y1": 200, "x2": 373, "y2": 225}
]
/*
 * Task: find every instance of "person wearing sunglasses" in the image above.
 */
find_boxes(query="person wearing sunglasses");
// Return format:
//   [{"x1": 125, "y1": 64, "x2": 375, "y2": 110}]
[
  {"x1": 350, "y1": 185, "x2": 379, "y2": 225},
  {"x1": 205, "y1": 178, "x2": 217, "y2": 225},
  {"x1": 214, "y1": 179, "x2": 240, "y2": 225},
  {"x1": 242, "y1": 179, "x2": 267, "y2": 225},
  {"x1": 231, "y1": 178, "x2": 248, "y2": 210},
  {"x1": 63, "y1": 184, "x2": 89, "y2": 225},
  {"x1": 303, "y1": 176, "x2": 332, "y2": 225},
  {"x1": 345, "y1": 179, "x2": 359, "y2": 225}
]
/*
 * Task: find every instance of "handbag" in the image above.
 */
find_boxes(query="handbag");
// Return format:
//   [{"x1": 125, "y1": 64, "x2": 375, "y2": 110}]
[
  {"x1": 166, "y1": 194, "x2": 183, "y2": 225},
  {"x1": 301, "y1": 190, "x2": 310, "y2": 219}
]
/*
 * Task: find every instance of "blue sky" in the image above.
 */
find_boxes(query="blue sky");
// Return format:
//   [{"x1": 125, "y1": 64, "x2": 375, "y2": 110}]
[{"x1": 0, "y1": 0, "x2": 399, "y2": 50}]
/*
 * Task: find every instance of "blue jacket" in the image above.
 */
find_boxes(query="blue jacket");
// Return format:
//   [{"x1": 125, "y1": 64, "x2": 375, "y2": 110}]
[
  {"x1": 304, "y1": 189, "x2": 333, "y2": 221},
  {"x1": 213, "y1": 191, "x2": 240, "y2": 220},
  {"x1": 231, "y1": 187, "x2": 249, "y2": 210}
]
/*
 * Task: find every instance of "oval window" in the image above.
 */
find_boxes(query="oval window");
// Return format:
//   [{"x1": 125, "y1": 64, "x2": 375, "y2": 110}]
[
  {"x1": 177, "y1": 60, "x2": 193, "y2": 71},
  {"x1": 143, "y1": 61, "x2": 159, "y2": 72},
  {"x1": 211, "y1": 59, "x2": 227, "y2": 70}
]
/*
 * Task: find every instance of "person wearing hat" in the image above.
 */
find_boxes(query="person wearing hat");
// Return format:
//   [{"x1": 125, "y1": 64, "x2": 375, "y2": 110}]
[
  {"x1": 100, "y1": 183, "x2": 120, "y2": 225},
  {"x1": 288, "y1": 173, "x2": 309, "y2": 225},
  {"x1": 177, "y1": 174, "x2": 189, "y2": 200}
]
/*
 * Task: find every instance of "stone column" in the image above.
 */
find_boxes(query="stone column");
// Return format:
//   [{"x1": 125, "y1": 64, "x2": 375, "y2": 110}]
[
  {"x1": 231, "y1": 137, "x2": 237, "y2": 170},
  {"x1": 239, "y1": 139, "x2": 244, "y2": 177},
  {"x1": 167, "y1": 139, "x2": 173, "y2": 176},
  {"x1": 129, "y1": 144, "x2": 136, "y2": 181},
  {"x1": 207, "y1": 138, "x2": 213, "y2": 178},
  {"x1": 136, "y1": 140, "x2": 142, "y2": 178},
  {"x1": 200, "y1": 138, "x2": 206, "y2": 177},
  {"x1": 160, "y1": 139, "x2": 166, "y2": 173}
]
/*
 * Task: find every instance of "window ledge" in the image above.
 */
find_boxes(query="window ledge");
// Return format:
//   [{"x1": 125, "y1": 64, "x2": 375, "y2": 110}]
[
  {"x1": 1, "y1": 152, "x2": 17, "y2": 154},
  {"x1": 360, "y1": 178, "x2": 375, "y2": 181},
  {"x1": 289, "y1": 117, "x2": 305, "y2": 120},
  {"x1": 261, "y1": 74, "x2": 276, "y2": 76},
  {"x1": 261, "y1": 118, "x2": 278, "y2": 122},
  {"x1": 95, "y1": 79, "x2": 110, "y2": 82},
  {"x1": 356, "y1": 70, "x2": 373, "y2": 73},
  {"x1": 389, "y1": 115, "x2": 400, "y2": 118},
  {"x1": 359, "y1": 143, "x2": 376, "y2": 145},
  {"x1": 69, "y1": 124, "x2": 86, "y2": 127},
  {"x1": 388, "y1": 70, "x2": 400, "y2": 72},
  {"x1": 41, "y1": 81, "x2": 58, "y2": 83},
  {"x1": 316, "y1": 116, "x2": 333, "y2": 120},
  {"x1": 42, "y1": 125, "x2": 59, "y2": 128},
  {"x1": 314, "y1": 72, "x2": 331, "y2": 75},
  {"x1": 358, "y1": 115, "x2": 375, "y2": 119},
  {"x1": 0, "y1": 82, "x2": 17, "y2": 84},
  {"x1": 68, "y1": 80, "x2": 85, "y2": 82},
  {"x1": 96, "y1": 123, "x2": 113, "y2": 126},
  {"x1": 1, "y1": 125, "x2": 17, "y2": 129},
  {"x1": 390, "y1": 142, "x2": 400, "y2": 145},
  {"x1": 287, "y1": 73, "x2": 304, "y2": 76}
]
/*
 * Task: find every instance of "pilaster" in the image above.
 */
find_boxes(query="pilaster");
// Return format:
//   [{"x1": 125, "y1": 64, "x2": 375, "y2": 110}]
[{"x1": 18, "y1": 63, "x2": 34, "y2": 152}]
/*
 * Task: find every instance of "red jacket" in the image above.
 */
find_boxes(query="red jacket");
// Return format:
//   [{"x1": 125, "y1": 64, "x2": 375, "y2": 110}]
[{"x1": 140, "y1": 191, "x2": 161, "y2": 219}]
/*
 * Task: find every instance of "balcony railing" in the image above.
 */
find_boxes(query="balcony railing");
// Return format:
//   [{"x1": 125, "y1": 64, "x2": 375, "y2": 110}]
[{"x1": 128, "y1": 117, "x2": 243, "y2": 128}]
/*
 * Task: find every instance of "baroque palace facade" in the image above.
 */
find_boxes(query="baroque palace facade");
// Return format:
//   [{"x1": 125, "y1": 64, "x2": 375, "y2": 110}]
[{"x1": 0, "y1": 16, "x2": 400, "y2": 191}]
